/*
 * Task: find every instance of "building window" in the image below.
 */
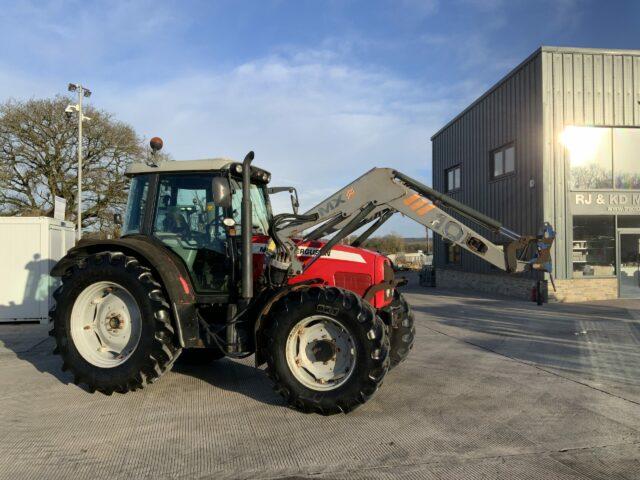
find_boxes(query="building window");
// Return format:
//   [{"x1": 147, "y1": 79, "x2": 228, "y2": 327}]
[
  {"x1": 491, "y1": 144, "x2": 515, "y2": 179},
  {"x1": 613, "y1": 128, "x2": 640, "y2": 189},
  {"x1": 572, "y1": 215, "x2": 615, "y2": 277},
  {"x1": 562, "y1": 126, "x2": 640, "y2": 190},
  {"x1": 618, "y1": 216, "x2": 640, "y2": 228},
  {"x1": 446, "y1": 165, "x2": 461, "y2": 192},
  {"x1": 445, "y1": 241, "x2": 461, "y2": 265},
  {"x1": 563, "y1": 126, "x2": 613, "y2": 190}
]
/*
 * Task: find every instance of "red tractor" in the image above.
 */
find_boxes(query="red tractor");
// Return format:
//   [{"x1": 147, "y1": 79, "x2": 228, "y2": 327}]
[{"x1": 50, "y1": 144, "x2": 554, "y2": 414}]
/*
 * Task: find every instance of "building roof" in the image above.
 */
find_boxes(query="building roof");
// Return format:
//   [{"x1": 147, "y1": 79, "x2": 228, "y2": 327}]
[
  {"x1": 430, "y1": 45, "x2": 640, "y2": 141},
  {"x1": 125, "y1": 158, "x2": 236, "y2": 176}
]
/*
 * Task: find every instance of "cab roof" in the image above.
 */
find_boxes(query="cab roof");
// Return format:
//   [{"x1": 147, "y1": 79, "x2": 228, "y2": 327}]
[
  {"x1": 125, "y1": 158, "x2": 273, "y2": 184},
  {"x1": 125, "y1": 158, "x2": 235, "y2": 176}
]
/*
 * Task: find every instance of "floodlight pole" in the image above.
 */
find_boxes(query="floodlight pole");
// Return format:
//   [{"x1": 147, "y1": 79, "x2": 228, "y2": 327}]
[
  {"x1": 77, "y1": 86, "x2": 83, "y2": 240},
  {"x1": 68, "y1": 83, "x2": 90, "y2": 240}
]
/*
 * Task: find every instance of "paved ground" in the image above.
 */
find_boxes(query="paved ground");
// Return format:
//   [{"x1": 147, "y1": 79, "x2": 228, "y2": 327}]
[{"x1": 1, "y1": 274, "x2": 640, "y2": 479}]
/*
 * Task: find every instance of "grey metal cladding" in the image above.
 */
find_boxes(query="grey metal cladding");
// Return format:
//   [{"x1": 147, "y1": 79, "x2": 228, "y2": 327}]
[
  {"x1": 432, "y1": 50, "x2": 543, "y2": 276},
  {"x1": 541, "y1": 48, "x2": 640, "y2": 279},
  {"x1": 433, "y1": 46, "x2": 640, "y2": 279}
]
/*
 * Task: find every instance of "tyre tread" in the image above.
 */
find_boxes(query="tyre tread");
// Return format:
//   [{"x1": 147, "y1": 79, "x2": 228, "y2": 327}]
[
  {"x1": 388, "y1": 292, "x2": 415, "y2": 368},
  {"x1": 263, "y1": 286, "x2": 390, "y2": 415},
  {"x1": 49, "y1": 251, "x2": 181, "y2": 394}
]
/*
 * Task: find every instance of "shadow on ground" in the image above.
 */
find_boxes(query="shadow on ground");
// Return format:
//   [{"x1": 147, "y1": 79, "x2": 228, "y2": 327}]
[
  {"x1": 172, "y1": 358, "x2": 285, "y2": 407},
  {"x1": 0, "y1": 323, "x2": 285, "y2": 408}
]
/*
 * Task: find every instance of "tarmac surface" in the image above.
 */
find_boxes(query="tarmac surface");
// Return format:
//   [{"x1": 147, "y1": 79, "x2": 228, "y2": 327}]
[{"x1": 1, "y1": 273, "x2": 639, "y2": 479}]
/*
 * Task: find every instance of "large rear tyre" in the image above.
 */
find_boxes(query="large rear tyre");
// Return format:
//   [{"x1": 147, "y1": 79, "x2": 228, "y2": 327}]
[
  {"x1": 50, "y1": 252, "x2": 182, "y2": 394},
  {"x1": 388, "y1": 291, "x2": 415, "y2": 368},
  {"x1": 264, "y1": 286, "x2": 390, "y2": 415}
]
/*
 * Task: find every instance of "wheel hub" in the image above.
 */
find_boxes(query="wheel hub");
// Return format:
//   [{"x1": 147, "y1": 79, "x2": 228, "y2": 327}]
[
  {"x1": 285, "y1": 315, "x2": 357, "y2": 391},
  {"x1": 70, "y1": 281, "x2": 142, "y2": 368},
  {"x1": 106, "y1": 312, "x2": 125, "y2": 332},
  {"x1": 310, "y1": 339, "x2": 336, "y2": 363}
]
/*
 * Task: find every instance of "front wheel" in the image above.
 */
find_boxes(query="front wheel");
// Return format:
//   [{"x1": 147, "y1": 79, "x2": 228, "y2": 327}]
[
  {"x1": 388, "y1": 292, "x2": 415, "y2": 368},
  {"x1": 264, "y1": 286, "x2": 390, "y2": 415}
]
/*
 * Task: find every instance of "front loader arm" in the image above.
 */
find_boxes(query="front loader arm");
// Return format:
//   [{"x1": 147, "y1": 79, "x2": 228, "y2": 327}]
[{"x1": 274, "y1": 168, "x2": 555, "y2": 276}]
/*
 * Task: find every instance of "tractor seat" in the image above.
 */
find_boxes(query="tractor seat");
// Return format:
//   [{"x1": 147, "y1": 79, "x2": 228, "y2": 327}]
[{"x1": 163, "y1": 209, "x2": 190, "y2": 237}]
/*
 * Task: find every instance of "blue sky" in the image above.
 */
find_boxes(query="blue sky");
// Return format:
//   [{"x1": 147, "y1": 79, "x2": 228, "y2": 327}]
[{"x1": 1, "y1": 0, "x2": 639, "y2": 236}]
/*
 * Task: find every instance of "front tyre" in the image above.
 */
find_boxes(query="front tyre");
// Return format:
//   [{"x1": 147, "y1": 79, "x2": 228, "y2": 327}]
[
  {"x1": 388, "y1": 291, "x2": 415, "y2": 368},
  {"x1": 50, "y1": 252, "x2": 182, "y2": 394},
  {"x1": 264, "y1": 286, "x2": 390, "y2": 415}
]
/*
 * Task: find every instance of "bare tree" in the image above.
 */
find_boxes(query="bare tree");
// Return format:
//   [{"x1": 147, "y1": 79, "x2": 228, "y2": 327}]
[
  {"x1": 363, "y1": 234, "x2": 406, "y2": 254},
  {"x1": 0, "y1": 96, "x2": 149, "y2": 236}
]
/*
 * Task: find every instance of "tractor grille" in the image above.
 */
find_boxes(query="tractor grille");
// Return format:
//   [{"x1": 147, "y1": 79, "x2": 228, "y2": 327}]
[{"x1": 334, "y1": 272, "x2": 372, "y2": 297}]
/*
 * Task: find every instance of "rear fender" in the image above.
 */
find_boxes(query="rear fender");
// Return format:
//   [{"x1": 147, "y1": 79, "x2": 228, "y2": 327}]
[{"x1": 50, "y1": 235, "x2": 201, "y2": 348}]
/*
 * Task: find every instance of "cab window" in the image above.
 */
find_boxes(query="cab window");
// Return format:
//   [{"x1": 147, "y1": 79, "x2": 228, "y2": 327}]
[
  {"x1": 122, "y1": 175, "x2": 150, "y2": 235},
  {"x1": 231, "y1": 183, "x2": 271, "y2": 235},
  {"x1": 153, "y1": 174, "x2": 229, "y2": 292}
]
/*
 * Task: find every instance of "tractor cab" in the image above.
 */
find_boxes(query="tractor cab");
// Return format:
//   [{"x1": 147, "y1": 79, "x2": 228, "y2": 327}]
[{"x1": 122, "y1": 158, "x2": 273, "y2": 295}]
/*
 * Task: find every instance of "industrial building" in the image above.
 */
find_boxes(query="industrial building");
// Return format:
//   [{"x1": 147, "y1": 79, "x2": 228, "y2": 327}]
[{"x1": 432, "y1": 46, "x2": 640, "y2": 302}]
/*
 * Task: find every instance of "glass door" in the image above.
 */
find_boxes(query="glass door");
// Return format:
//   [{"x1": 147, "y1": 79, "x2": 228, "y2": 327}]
[{"x1": 617, "y1": 228, "x2": 640, "y2": 298}]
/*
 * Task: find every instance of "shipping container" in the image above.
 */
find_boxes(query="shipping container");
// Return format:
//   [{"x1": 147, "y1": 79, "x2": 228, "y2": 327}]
[{"x1": 0, "y1": 217, "x2": 75, "y2": 323}]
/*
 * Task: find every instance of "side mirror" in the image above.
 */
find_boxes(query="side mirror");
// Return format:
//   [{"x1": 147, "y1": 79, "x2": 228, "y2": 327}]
[
  {"x1": 113, "y1": 213, "x2": 123, "y2": 226},
  {"x1": 212, "y1": 177, "x2": 232, "y2": 208},
  {"x1": 267, "y1": 186, "x2": 300, "y2": 215},
  {"x1": 290, "y1": 188, "x2": 300, "y2": 215}
]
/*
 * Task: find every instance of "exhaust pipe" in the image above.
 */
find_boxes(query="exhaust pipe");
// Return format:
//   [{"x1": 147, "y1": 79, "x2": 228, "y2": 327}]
[{"x1": 241, "y1": 151, "x2": 255, "y2": 304}]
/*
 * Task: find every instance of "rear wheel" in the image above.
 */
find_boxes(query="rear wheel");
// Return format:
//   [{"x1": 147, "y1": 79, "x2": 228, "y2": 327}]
[
  {"x1": 50, "y1": 252, "x2": 181, "y2": 394},
  {"x1": 264, "y1": 286, "x2": 389, "y2": 415}
]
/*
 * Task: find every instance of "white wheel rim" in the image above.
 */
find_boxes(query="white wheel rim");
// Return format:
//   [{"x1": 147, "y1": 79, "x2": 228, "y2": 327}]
[
  {"x1": 285, "y1": 315, "x2": 357, "y2": 391},
  {"x1": 70, "y1": 281, "x2": 142, "y2": 368}
]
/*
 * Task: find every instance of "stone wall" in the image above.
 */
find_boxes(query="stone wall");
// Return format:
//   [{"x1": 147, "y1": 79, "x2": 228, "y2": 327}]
[
  {"x1": 435, "y1": 268, "x2": 536, "y2": 301},
  {"x1": 435, "y1": 268, "x2": 619, "y2": 302},
  {"x1": 549, "y1": 278, "x2": 618, "y2": 303}
]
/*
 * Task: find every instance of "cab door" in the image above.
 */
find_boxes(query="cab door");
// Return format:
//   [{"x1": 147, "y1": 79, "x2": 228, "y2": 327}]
[{"x1": 153, "y1": 174, "x2": 231, "y2": 293}]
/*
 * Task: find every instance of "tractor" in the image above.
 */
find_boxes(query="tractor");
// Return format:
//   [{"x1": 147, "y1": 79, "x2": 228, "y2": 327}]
[{"x1": 49, "y1": 140, "x2": 555, "y2": 415}]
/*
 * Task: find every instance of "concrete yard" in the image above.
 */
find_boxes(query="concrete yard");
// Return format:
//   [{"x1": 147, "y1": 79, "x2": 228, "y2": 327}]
[{"x1": 1, "y1": 275, "x2": 640, "y2": 479}]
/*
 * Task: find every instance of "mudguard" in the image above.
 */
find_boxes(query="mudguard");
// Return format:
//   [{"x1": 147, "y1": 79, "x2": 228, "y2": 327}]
[{"x1": 50, "y1": 235, "x2": 202, "y2": 348}]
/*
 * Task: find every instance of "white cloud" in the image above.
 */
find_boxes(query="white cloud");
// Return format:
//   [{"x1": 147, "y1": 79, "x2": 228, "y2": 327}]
[
  {"x1": 0, "y1": 45, "x2": 461, "y2": 236},
  {"x1": 88, "y1": 50, "x2": 470, "y2": 236},
  {"x1": 0, "y1": 0, "x2": 491, "y2": 237},
  {"x1": 0, "y1": 0, "x2": 592, "y2": 239}
]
